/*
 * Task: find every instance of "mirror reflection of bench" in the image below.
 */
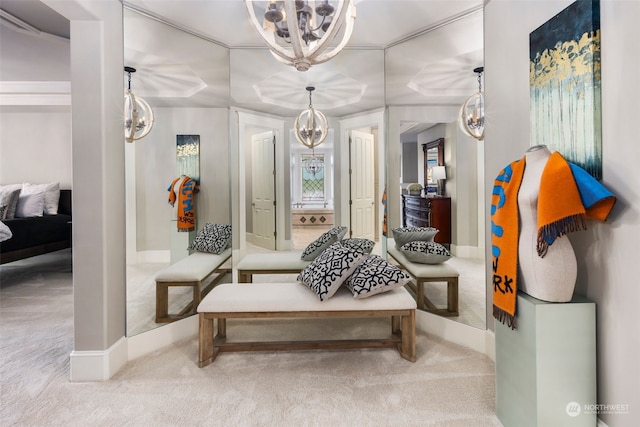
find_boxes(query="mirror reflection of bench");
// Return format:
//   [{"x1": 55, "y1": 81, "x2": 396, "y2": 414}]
[
  {"x1": 237, "y1": 251, "x2": 310, "y2": 283},
  {"x1": 155, "y1": 249, "x2": 232, "y2": 323},
  {"x1": 386, "y1": 240, "x2": 459, "y2": 317},
  {"x1": 197, "y1": 282, "x2": 417, "y2": 367}
]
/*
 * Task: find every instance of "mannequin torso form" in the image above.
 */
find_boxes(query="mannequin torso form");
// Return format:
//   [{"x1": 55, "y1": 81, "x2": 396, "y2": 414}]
[{"x1": 517, "y1": 145, "x2": 577, "y2": 302}]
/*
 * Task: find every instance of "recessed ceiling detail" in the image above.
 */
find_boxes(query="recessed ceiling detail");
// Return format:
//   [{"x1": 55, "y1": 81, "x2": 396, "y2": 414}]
[
  {"x1": 407, "y1": 49, "x2": 484, "y2": 98},
  {"x1": 124, "y1": 50, "x2": 207, "y2": 99},
  {"x1": 252, "y1": 70, "x2": 366, "y2": 110}
]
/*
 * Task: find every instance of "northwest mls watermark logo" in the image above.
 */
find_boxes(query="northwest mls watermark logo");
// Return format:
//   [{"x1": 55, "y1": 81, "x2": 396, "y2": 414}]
[
  {"x1": 566, "y1": 401, "x2": 630, "y2": 417},
  {"x1": 566, "y1": 402, "x2": 581, "y2": 417}
]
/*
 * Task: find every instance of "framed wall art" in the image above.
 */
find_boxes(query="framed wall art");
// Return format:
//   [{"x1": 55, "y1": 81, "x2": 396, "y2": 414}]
[
  {"x1": 176, "y1": 134, "x2": 200, "y2": 183},
  {"x1": 530, "y1": 0, "x2": 602, "y2": 179}
]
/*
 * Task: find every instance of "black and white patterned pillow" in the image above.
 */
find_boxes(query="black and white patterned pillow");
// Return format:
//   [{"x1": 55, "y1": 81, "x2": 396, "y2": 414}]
[
  {"x1": 328, "y1": 225, "x2": 348, "y2": 240},
  {"x1": 340, "y1": 238, "x2": 375, "y2": 254},
  {"x1": 401, "y1": 241, "x2": 451, "y2": 264},
  {"x1": 188, "y1": 223, "x2": 232, "y2": 254},
  {"x1": 300, "y1": 230, "x2": 339, "y2": 261},
  {"x1": 345, "y1": 255, "x2": 411, "y2": 299},
  {"x1": 297, "y1": 243, "x2": 365, "y2": 301},
  {"x1": 392, "y1": 226, "x2": 439, "y2": 249},
  {"x1": 0, "y1": 204, "x2": 7, "y2": 220}
]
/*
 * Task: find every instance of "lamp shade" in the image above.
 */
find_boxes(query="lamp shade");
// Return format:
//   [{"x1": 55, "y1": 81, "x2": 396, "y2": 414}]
[{"x1": 432, "y1": 166, "x2": 446, "y2": 181}]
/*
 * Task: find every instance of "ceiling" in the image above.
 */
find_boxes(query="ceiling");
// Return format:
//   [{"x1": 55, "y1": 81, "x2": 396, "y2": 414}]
[{"x1": 0, "y1": 0, "x2": 484, "y2": 134}]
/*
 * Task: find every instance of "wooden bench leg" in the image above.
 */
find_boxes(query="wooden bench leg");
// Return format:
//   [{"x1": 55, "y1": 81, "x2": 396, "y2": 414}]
[
  {"x1": 156, "y1": 282, "x2": 169, "y2": 322},
  {"x1": 199, "y1": 314, "x2": 216, "y2": 368},
  {"x1": 238, "y1": 271, "x2": 251, "y2": 283},
  {"x1": 448, "y1": 277, "x2": 459, "y2": 316},
  {"x1": 391, "y1": 315, "x2": 401, "y2": 335},
  {"x1": 416, "y1": 281, "x2": 425, "y2": 310},
  {"x1": 192, "y1": 281, "x2": 202, "y2": 311},
  {"x1": 217, "y1": 317, "x2": 227, "y2": 338},
  {"x1": 399, "y1": 310, "x2": 416, "y2": 362}
]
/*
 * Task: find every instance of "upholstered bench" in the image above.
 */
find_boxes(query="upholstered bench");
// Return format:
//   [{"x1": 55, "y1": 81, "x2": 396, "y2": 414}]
[
  {"x1": 236, "y1": 251, "x2": 310, "y2": 283},
  {"x1": 386, "y1": 240, "x2": 460, "y2": 317},
  {"x1": 155, "y1": 249, "x2": 231, "y2": 323},
  {"x1": 197, "y1": 282, "x2": 417, "y2": 367}
]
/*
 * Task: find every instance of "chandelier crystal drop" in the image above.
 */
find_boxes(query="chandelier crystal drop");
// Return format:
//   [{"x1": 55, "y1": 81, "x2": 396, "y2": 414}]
[
  {"x1": 124, "y1": 66, "x2": 154, "y2": 143},
  {"x1": 244, "y1": 0, "x2": 356, "y2": 71},
  {"x1": 459, "y1": 66, "x2": 484, "y2": 141},
  {"x1": 295, "y1": 86, "x2": 328, "y2": 149}
]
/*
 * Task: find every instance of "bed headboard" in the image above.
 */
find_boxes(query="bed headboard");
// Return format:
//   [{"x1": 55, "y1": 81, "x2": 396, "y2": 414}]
[{"x1": 59, "y1": 189, "x2": 72, "y2": 216}]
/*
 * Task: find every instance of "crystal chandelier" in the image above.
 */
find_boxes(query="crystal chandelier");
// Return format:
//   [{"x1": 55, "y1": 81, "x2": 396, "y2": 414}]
[
  {"x1": 295, "y1": 86, "x2": 328, "y2": 149},
  {"x1": 124, "y1": 66, "x2": 154, "y2": 143},
  {"x1": 459, "y1": 66, "x2": 484, "y2": 141},
  {"x1": 244, "y1": 0, "x2": 356, "y2": 72}
]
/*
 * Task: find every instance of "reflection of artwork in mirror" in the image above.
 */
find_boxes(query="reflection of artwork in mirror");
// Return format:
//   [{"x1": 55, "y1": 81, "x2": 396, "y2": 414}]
[
  {"x1": 177, "y1": 135, "x2": 200, "y2": 184},
  {"x1": 530, "y1": 0, "x2": 602, "y2": 179},
  {"x1": 301, "y1": 154, "x2": 325, "y2": 201}
]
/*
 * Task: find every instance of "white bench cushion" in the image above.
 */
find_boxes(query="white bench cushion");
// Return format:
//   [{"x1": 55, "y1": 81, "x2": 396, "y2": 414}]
[
  {"x1": 155, "y1": 248, "x2": 231, "y2": 282},
  {"x1": 387, "y1": 240, "x2": 459, "y2": 278},
  {"x1": 237, "y1": 251, "x2": 310, "y2": 271},
  {"x1": 197, "y1": 282, "x2": 416, "y2": 313}
]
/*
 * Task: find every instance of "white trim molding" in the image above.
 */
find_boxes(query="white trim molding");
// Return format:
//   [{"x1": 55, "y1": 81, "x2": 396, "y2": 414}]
[
  {"x1": 69, "y1": 337, "x2": 128, "y2": 382},
  {"x1": 0, "y1": 81, "x2": 71, "y2": 106}
]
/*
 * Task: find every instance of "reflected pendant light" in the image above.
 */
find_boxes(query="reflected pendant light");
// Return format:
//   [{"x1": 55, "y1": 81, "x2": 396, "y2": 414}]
[
  {"x1": 303, "y1": 154, "x2": 324, "y2": 178},
  {"x1": 244, "y1": 0, "x2": 356, "y2": 72},
  {"x1": 295, "y1": 86, "x2": 328, "y2": 149},
  {"x1": 459, "y1": 66, "x2": 484, "y2": 141},
  {"x1": 124, "y1": 66, "x2": 154, "y2": 143}
]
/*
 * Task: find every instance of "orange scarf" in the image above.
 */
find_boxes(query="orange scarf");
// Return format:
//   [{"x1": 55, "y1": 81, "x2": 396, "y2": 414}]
[
  {"x1": 168, "y1": 176, "x2": 199, "y2": 232},
  {"x1": 491, "y1": 152, "x2": 615, "y2": 328}
]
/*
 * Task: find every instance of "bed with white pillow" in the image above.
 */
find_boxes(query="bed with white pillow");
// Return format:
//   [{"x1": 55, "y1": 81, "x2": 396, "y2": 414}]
[{"x1": 0, "y1": 183, "x2": 71, "y2": 264}]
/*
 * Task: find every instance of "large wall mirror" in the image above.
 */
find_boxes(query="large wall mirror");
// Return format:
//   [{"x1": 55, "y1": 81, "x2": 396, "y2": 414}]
[
  {"x1": 122, "y1": 0, "x2": 486, "y2": 336},
  {"x1": 385, "y1": 8, "x2": 486, "y2": 329},
  {"x1": 123, "y1": 6, "x2": 231, "y2": 336}
]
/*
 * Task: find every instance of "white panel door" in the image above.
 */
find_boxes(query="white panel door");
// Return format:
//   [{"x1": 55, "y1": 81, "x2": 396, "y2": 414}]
[
  {"x1": 350, "y1": 130, "x2": 375, "y2": 239},
  {"x1": 252, "y1": 131, "x2": 276, "y2": 250}
]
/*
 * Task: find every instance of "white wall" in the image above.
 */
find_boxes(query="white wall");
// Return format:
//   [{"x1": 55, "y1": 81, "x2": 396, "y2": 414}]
[
  {"x1": 0, "y1": 24, "x2": 70, "y2": 81},
  {"x1": 485, "y1": 1, "x2": 639, "y2": 425},
  {"x1": 0, "y1": 17, "x2": 72, "y2": 187},
  {"x1": 134, "y1": 107, "x2": 230, "y2": 251},
  {"x1": 0, "y1": 110, "x2": 72, "y2": 187}
]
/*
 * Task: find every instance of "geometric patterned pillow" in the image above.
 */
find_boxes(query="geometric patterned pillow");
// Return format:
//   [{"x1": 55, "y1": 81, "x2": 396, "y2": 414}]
[
  {"x1": 188, "y1": 223, "x2": 232, "y2": 254},
  {"x1": 0, "y1": 204, "x2": 7, "y2": 220},
  {"x1": 297, "y1": 242, "x2": 365, "y2": 301},
  {"x1": 392, "y1": 226, "x2": 439, "y2": 249},
  {"x1": 401, "y1": 240, "x2": 451, "y2": 264},
  {"x1": 328, "y1": 225, "x2": 348, "y2": 240},
  {"x1": 300, "y1": 230, "x2": 339, "y2": 261},
  {"x1": 340, "y1": 238, "x2": 375, "y2": 254},
  {"x1": 344, "y1": 255, "x2": 411, "y2": 299}
]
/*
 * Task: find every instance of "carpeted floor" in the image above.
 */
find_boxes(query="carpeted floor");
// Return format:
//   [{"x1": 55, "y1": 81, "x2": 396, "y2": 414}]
[{"x1": 1, "y1": 250, "x2": 501, "y2": 426}]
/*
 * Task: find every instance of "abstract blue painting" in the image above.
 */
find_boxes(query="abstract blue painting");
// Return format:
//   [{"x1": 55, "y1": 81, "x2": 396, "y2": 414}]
[
  {"x1": 530, "y1": 0, "x2": 601, "y2": 179},
  {"x1": 176, "y1": 135, "x2": 200, "y2": 184}
]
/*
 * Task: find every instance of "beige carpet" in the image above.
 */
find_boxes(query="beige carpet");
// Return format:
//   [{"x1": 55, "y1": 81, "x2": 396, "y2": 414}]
[{"x1": 1, "y1": 250, "x2": 501, "y2": 426}]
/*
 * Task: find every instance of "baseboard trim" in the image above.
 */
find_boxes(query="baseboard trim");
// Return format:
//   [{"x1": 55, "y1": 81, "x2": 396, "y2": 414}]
[
  {"x1": 416, "y1": 311, "x2": 488, "y2": 354},
  {"x1": 485, "y1": 329, "x2": 495, "y2": 362},
  {"x1": 127, "y1": 315, "x2": 198, "y2": 361},
  {"x1": 450, "y1": 245, "x2": 484, "y2": 259},
  {"x1": 69, "y1": 336, "x2": 128, "y2": 382}
]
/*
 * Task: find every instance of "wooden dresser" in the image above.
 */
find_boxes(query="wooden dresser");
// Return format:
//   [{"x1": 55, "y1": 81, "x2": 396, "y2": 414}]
[{"x1": 401, "y1": 195, "x2": 451, "y2": 245}]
